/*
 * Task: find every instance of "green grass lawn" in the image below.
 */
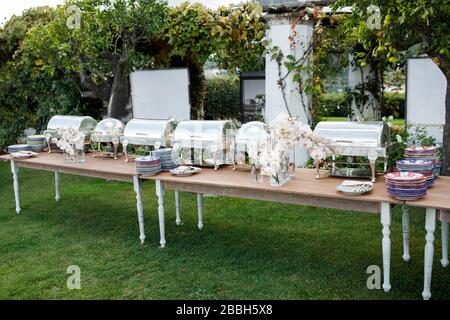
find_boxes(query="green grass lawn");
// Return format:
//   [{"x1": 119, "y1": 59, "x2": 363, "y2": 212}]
[
  {"x1": 322, "y1": 117, "x2": 405, "y2": 127},
  {"x1": 0, "y1": 161, "x2": 448, "y2": 299}
]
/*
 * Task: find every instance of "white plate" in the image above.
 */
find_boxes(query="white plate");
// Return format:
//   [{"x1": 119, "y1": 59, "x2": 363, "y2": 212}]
[
  {"x1": 11, "y1": 151, "x2": 38, "y2": 159},
  {"x1": 170, "y1": 166, "x2": 201, "y2": 177},
  {"x1": 336, "y1": 183, "x2": 373, "y2": 195}
]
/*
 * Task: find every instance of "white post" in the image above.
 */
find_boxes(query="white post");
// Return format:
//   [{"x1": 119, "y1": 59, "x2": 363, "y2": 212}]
[
  {"x1": 10, "y1": 160, "x2": 21, "y2": 214},
  {"x1": 197, "y1": 193, "x2": 204, "y2": 230},
  {"x1": 440, "y1": 210, "x2": 449, "y2": 268},
  {"x1": 402, "y1": 205, "x2": 411, "y2": 262},
  {"x1": 156, "y1": 180, "x2": 166, "y2": 248},
  {"x1": 175, "y1": 190, "x2": 181, "y2": 226},
  {"x1": 133, "y1": 176, "x2": 145, "y2": 244},
  {"x1": 422, "y1": 208, "x2": 436, "y2": 300},
  {"x1": 381, "y1": 202, "x2": 391, "y2": 292},
  {"x1": 265, "y1": 15, "x2": 313, "y2": 166},
  {"x1": 442, "y1": 220, "x2": 449, "y2": 268},
  {"x1": 55, "y1": 172, "x2": 61, "y2": 202}
]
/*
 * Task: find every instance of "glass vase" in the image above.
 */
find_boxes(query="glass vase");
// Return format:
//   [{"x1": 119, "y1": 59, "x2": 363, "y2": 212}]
[
  {"x1": 63, "y1": 150, "x2": 76, "y2": 163},
  {"x1": 251, "y1": 163, "x2": 264, "y2": 183},
  {"x1": 269, "y1": 170, "x2": 288, "y2": 187},
  {"x1": 76, "y1": 148, "x2": 86, "y2": 163}
]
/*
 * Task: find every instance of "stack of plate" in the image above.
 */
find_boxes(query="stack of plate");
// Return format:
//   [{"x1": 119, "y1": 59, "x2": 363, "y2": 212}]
[
  {"x1": 27, "y1": 135, "x2": 46, "y2": 152},
  {"x1": 135, "y1": 156, "x2": 161, "y2": 176},
  {"x1": 396, "y1": 159, "x2": 435, "y2": 186},
  {"x1": 8, "y1": 144, "x2": 31, "y2": 154},
  {"x1": 404, "y1": 146, "x2": 441, "y2": 176},
  {"x1": 153, "y1": 148, "x2": 179, "y2": 171},
  {"x1": 385, "y1": 172, "x2": 427, "y2": 200}
]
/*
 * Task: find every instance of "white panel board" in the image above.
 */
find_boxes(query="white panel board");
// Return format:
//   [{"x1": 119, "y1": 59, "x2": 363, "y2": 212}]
[
  {"x1": 130, "y1": 69, "x2": 190, "y2": 120},
  {"x1": 406, "y1": 58, "x2": 446, "y2": 143}
]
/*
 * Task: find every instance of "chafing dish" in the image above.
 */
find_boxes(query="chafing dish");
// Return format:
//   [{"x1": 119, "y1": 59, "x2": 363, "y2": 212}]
[
  {"x1": 90, "y1": 118, "x2": 125, "y2": 159},
  {"x1": 172, "y1": 120, "x2": 236, "y2": 170},
  {"x1": 313, "y1": 121, "x2": 392, "y2": 182},
  {"x1": 120, "y1": 118, "x2": 177, "y2": 162},
  {"x1": 44, "y1": 115, "x2": 97, "y2": 153},
  {"x1": 234, "y1": 121, "x2": 269, "y2": 167}
]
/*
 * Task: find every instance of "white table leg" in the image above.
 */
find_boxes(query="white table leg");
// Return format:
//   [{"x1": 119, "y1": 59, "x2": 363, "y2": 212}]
[
  {"x1": 442, "y1": 220, "x2": 449, "y2": 267},
  {"x1": 197, "y1": 193, "x2": 204, "y2": 230},
  {"x1": 439, "y1": 211, "x2": 449, "y2": 268},
  {"x1": 422, "y1": 208, "x2": 436, "y2": 300},
  {"x1": 381, "y1": 202, "x2": 391, "y2": 292},
  {"x1": 55, "y1": 171, "x2": 61, "y2": 202},
  {"x1": 10, "y1": 160, "x2": 21, "y2": 214},
  {"x1": 175, "y1": 190, "x2": 181, "y2": 226},
  {"x1": 402, "y1": 205, "x2": 411, "y2": 262},
  {"x1": 133, "y1": 176, "x2": 145, "y2": 244},
  {"x1": 156, "y1": 180, "x2": 166, "y2": 248}
]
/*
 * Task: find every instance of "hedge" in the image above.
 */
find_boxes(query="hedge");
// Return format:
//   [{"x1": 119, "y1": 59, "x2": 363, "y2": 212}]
[
  {"x1": 314, "y1": 92, "x2": 405, "y2": 119},
  {"x1": 204, "y1": 76, "x2": 241, "y2": 120}
]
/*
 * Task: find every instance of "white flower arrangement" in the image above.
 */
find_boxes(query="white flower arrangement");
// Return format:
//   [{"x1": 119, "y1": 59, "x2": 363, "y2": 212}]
[
  {"x1": 56, "y1": 127, "x2": 85, "y2": 157},
  {"x1": 256, "y1": 113, "x2": 333, "y2": 184}
]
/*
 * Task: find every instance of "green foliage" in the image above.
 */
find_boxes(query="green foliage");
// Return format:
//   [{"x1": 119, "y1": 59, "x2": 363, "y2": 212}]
[
  {"x1": 213, "y1": 3, "x2": 267, "y2": 72},
  {"x1": 0, "y1": 0, "x2": 267, "y2": 148},
  {"x1": 384, "y1": 93, "x2": 405, "y2": 119},
  {"x1": 386, "y1": 123, "x2": 440, "y2": 170},
  {"x1": 163, "y1": 1, "x2": 266, "y2": 72},
  {"x1": 0, "y1": 6, "x2": 55, "y2": 64},
  {"x1": 204, "y1": 77, "x2": 240, "y2": 120},
  {"x1": 313, "y1": 92, "x2": 405, "y2": 120},
  {"x1": 313, "y1": 92, "x2": 350, "y2": 119},
  {"x1": 332, "y1": 0, "x2": 449, "y2": 74}
]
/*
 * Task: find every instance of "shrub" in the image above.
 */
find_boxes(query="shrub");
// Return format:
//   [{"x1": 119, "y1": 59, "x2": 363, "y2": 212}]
[
  {"x1": 313, "y1": 92, "x2": 405, "y2": 119},
  {"x1": 204, "y1": 76, "x2": 241, "y2": 120},
  {"x1": 313, "y1": 92, "x2": 350, "y2": 119},
  {"x1": 383, "y1": 92, "x2": 405, "y2": 118}
]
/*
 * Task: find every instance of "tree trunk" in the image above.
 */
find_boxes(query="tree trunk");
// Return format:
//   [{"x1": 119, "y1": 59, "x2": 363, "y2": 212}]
[
  {"x1": 107, "y1": 61, "x2": 129, "y2": 119},
  {"x1": 443, "y1": 74, "x2": 450, "y2": 176},
  {"x1": 188, "y1": 60, "x2": 206, "y2": 120}
]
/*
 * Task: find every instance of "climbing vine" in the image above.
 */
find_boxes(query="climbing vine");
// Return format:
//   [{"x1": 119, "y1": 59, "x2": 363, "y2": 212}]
[{"x1": 269, "y1": 7, "x2": 350, "y2": 126}]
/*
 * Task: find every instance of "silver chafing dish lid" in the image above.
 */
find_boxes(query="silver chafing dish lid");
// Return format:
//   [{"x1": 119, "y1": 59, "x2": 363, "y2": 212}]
[
  {"x1": 313, "y1": 121, "x2": 390, "y2": 147},
  {"x1": 172, "y1": 120, "x2": 236, "y2": 145},
  {"x1": 91, "y1": 118, "x2": 125, "y2": 142},
  {"x1": 235, "y1": 121, "x2": 269, "y2": 145},
  {"x1": 121, "y1": 118, "x2": 177, "y2": 146},
  {"x1": 46, "y1": 115, "x2": 97, "y2": 133}
]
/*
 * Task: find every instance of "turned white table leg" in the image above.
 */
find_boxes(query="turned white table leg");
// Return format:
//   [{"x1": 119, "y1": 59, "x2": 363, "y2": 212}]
[
  {"x1": 402, "y1": 205, "x2": 411, "y2": 262},
  {"x1": 197, "y1": 193, "x2": 204, "y2": 230},
  {"x1": 175, "y1": 190, "x2": 181, "y2": 226},
  {"x1": 440, "y1": 211, "x2": 449, "y2": 268},
  {"x1": 422, "y1": 208, "x2": 436, "y2": 300},
  {"x1": 10, "y1": 160, "x2": 21, "y2": 214},
  {"x1": 133, "y1": 176, "x2": 145, "y2": 244},
  {"x1": 55, "y1": 171, "x2": 61, "y2": 202},
  {"x1": 156, "y1": 180, "x2": 166, "y2": 248},
  {"x1": 381, "y1": 202, "x2": 391, "y2": 292}
]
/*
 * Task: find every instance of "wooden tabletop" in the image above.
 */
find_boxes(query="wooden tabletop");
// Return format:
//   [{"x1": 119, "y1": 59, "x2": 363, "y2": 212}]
[
  {"x1": 2, "y1": 152, "x2": 450, "y2": 212},
  {"x1": 0, "y1": 152, "x2": 136, "y2": 182}
]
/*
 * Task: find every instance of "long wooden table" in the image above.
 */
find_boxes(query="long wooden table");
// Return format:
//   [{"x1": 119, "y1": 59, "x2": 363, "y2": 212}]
[{"x1": 1, "y1": 152, "x2": 449, "y2": 299}]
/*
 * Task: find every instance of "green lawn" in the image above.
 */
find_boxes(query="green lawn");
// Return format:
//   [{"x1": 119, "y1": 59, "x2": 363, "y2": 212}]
[
  {"x1": 0, "y1": 161, "x2": 448, "y2": 299},
  {"x1": 322, "y1": 117, "x2": 405, "y2": 127}
]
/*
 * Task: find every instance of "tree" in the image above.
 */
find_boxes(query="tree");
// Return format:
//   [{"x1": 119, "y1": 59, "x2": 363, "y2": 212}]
[
  {"x1": 0, "y1": 6, "x2": 55, "y2": 65},
  {"x1": 22, "y1": 0, "x2": 266, "y2": 120},
  {"x1": 162, "y1": 1, "x2": 266, "y2": 119},
  {"x1": 333, "y1": 0, "x2": 450, "y2": 175},
  {"x1": 21, "y1": 0, "x2": 167, "y2": 119}
]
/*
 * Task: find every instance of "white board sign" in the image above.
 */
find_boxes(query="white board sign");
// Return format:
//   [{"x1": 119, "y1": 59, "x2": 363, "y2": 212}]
[
  {"x1": 406, "y1": 58, "x2": 446, "y2": 143},
  {"x1": 130, "y1": 69, "x2": 190, "y2": 120}
]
